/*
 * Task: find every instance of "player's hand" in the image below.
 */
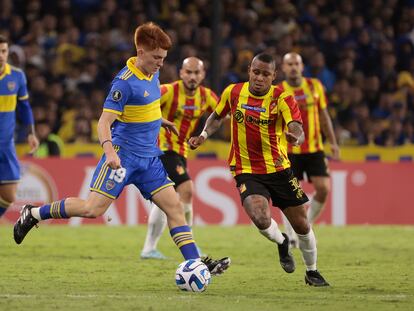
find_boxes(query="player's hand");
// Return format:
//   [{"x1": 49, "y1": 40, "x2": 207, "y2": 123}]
[
  {"x1": 285, "y1": 131, "x2": 300, "y2": 146},
  {"x1": 161, "y1": 119, "x2": 178, "y2": 136},
  {"x1": 330, "y1": 143, "x2": 340, "y2": 161},
  {"x1": 188, "y1": 136, "x2": 206, "y2": 150},
  {"x1": 105, "y1": 150, "x2": 121, "y2": 169},
  {"x1": 27, "y1": 134, "x2": 39, "y2": 154}
]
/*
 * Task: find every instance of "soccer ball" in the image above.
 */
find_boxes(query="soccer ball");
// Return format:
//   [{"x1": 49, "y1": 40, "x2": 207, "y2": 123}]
[{"x1": 175, "y1": 259, "x2": 211, "y2": 292}]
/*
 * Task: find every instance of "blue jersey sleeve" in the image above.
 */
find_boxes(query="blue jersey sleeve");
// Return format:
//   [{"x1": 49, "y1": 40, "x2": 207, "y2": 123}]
[
  {"x1": 103, "y1": 79, "x2": 131, "y2": 115},
  {"x1": 17, "y1": 71, "x2": 29, "y2": 99}
]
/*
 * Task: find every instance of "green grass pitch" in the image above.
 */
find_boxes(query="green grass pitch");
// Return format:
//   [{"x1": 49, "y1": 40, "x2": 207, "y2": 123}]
[{"x1": 0, "y1": 225, "x2": 413, "y2": 311}]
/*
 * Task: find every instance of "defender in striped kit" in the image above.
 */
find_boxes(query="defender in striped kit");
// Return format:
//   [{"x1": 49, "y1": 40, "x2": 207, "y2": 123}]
[
  {"x1": 279, "y1": 53, "x2": 339, "y2": 248},
  {"x1": 189, "y1": 53, "x2": 329, "y2": 286}
]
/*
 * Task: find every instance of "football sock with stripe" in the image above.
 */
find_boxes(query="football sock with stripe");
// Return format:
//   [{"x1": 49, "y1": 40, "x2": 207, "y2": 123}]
[
  {"x1": 32, "y1": 199, "x2": 68, "y2": 220},
  {"x1": 170, "y1": 225, "x2": 200, "y2": 260}
]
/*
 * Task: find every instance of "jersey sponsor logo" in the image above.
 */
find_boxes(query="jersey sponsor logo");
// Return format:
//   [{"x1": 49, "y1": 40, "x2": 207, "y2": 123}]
[
  {"x1": 7, "y1": 81, "x2": 16, "y2": 91},
  {"x1": 144, "y1": 90, "x2": 150, "y2": 97},
  {"x1": 245, "y1": 115, "x2": 275, "y2": 126},
  {"x1": 241, "y1": 104, "x2": 266, "y2": 112},
  {"x1": 294, "y1": 94, "x2": 307, "y2": 101},
  {"x1": 112, "y1": 90, "x2": 122, "y2": 101},
  {"x1": 234, "y1": 110, "x2": 244, "y2": 123},
  {"x1": 181, "y1": 105, "x2": 198, "y2": 110}
]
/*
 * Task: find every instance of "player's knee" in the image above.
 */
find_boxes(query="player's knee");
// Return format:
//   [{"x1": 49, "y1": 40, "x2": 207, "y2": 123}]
[
  {"x1": 293, "y1": 217, "x2": 310, "y2": 235},
  {"x1": 83, "y1": 202, "x2": 106, "y2": 218},
  {"x1": 0, "y1": 193, "x2": 16, "y2": 205},
  {"x1": 162, "y1": 200, "x2": 184, "y2": 219}
]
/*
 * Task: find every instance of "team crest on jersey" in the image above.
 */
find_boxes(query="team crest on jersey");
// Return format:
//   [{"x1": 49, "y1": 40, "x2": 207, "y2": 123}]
[
  {"x1": 112, "y1": 90, "x2": 122, "y2": 101},
  {"x1": 176, "y1": 165, "x2": 185, "y2": 175},
  {"x1": 106, "y1": 180, "x2": 116, "y2": 191},
  {"x1": 7, "y1": 81, "x2": 16, "y2": 91},
  {"x1": 270, "y1": 100, "x2": 277, "y2": 113}
]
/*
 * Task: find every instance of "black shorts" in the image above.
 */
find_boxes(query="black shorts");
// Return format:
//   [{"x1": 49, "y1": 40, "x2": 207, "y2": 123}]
[
  {"x1": 160, "y1": 151, "x2": 191, "y2": 187},
  {"x1": 288, "y1": 151, "x2": 329, "y2": 181},
  {"x1": 234, "y1": 169, "x2": 309, "y2": 210}
]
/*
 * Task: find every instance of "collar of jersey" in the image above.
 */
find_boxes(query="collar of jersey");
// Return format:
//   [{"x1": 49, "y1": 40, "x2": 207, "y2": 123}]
[
  {"x1": 284, "y1": 78, "x2": 306, "y2": 90},
  {"x1": 178, "y1": 80, "x2": 199, "y2": 99},
  {"x1": 0, "y1": 63, "x2": 11, "y2": 80},
  {"x1": 127, "y1": 57, "x2": 153, "y2": 81},
  {"x1": 247, "y1": 82, "x2": 273, "y2": 99}
]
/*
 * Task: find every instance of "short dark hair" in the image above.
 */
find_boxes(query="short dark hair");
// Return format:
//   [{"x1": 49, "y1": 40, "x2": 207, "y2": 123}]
[
  {"x1": 0, "y1": 35, "x2": 8, "y2": 44},
  {"x1": 253, "y1": 53, "x2": 275, "y2": 66}
]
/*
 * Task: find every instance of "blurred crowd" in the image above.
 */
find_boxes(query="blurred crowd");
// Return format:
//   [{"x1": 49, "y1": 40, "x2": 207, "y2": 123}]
[{"x1": 1, "y1": 0, "x2": 414, "y2": 152}]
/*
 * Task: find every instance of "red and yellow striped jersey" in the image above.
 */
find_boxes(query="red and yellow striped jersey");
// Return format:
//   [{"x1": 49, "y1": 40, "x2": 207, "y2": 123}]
[
  {"x1": 158, "y1": 80, "x2": 218, "y2": 158},
  {"x1": 279, "y1": 78, "x2": 327, "y2": 154},
  {"x1": 215, "y1": 82, "x2": 302, "y2": 175}
]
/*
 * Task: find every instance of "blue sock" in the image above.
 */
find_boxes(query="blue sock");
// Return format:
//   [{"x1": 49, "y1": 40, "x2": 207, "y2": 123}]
[
  {"x1": 170, "y1": 225, "x2": 200, "y2": 260},
  {"x1": 39, "y1": 199, "x2": 68, "y2": 220}
]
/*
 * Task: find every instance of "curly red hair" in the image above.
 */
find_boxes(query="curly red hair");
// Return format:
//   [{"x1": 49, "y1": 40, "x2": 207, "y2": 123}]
[{"x1": 134, "y1": 22, "x2": 172, "y2": 52}]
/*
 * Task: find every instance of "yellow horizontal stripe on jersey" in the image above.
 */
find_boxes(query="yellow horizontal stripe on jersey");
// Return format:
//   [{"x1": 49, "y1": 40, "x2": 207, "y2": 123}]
[
  {"x1": 0, "y1": 95, "x2": 17, "y2": 112},
  {"x1": 119, "y1": 100, "x2": 161, "y2": 123},
  {"x1": 103, "y1": 108, "x2": 122, "y2": 115}
]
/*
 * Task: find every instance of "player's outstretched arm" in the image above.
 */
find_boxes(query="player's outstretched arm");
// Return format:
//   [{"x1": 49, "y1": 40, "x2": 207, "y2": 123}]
[
  {"x1": 188, "y1": 112, "x2": 223, "y2": 149},
  {"x1": 286, "y1": 121, "x2": 305, "y2": 146}
]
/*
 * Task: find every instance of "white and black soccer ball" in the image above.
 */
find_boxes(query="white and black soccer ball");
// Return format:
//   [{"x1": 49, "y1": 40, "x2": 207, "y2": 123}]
[{"x1": 175, "y1": 259, "x2": 211, "y2": 292}]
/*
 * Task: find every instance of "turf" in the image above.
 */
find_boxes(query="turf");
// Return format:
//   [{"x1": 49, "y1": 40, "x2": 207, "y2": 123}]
[{"x1": 0, "y1": 225, "x2": 413, "y2": 311}]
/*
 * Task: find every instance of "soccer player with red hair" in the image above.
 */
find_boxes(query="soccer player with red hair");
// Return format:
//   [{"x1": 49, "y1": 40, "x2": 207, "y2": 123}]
[{"x1": 14, "y1": 22, "x2": 230, "y2": 276}]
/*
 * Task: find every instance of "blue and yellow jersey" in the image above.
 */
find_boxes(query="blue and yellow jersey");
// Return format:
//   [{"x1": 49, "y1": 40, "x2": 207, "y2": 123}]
[
  {"x1": 0, "y1": 63, "x2": 31, "y2": 146},
  {"x1": 103, "y1": 57, "x2": 163, "y2": 157}
]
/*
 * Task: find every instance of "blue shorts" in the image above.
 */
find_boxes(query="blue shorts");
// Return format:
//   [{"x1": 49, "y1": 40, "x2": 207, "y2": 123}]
[
  {"x1": 89, "y1": 146, "x2": 174, "y2": 200},
  {"x1": 0, "y1": 146, "x2": 20, "y2": 184}
]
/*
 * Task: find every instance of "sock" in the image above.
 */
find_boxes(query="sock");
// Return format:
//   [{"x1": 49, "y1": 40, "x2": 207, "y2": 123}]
[
  {"x1": 0, "y1": 197, "x2": 11, "y2": 217},
  {"x1": 142, "y1": 202, "x2": 167, "y2": 253},
  {"x1": 307, "y1": 198, "x2": 324, "y2": 223},
  {"x1": 170, "y1": 225, "x2": 200, "y2": 260},
  {"x1": 34, "y1": 199, "x2": 68, "y2": 220},
  {"x1": 259, "y1": 218, "x2": 285, "y2": 244},
  {"x1": 183, "y1": 202, "x2": 193, "y2": 226},
  {"x1": 297, "y1": 229, "x2": 317, "y2": 271},
  {"x1": 282, "y1": 214, "x2": 297, "y2": 242}
]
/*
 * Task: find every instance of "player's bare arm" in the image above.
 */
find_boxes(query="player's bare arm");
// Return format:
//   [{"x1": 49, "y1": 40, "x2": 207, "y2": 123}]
[
  {"x1": 27, "y1": 124, "x2": 39, "y2": 153},
  {"x1": 286, "y1": 121, "x2": 304, "y2": 146},
  {"x1": 319, "y1": 108, "x2": 339, "y2": 160},
  {"x1": 188, "y1": 112, "x2": 223, "y2": 149},
  {"x1": 98, "y1": 111, "x2": 121, "y2": 169},
  {"x1": 161, "y1": 118, "x2": 178, "y2": 136}
]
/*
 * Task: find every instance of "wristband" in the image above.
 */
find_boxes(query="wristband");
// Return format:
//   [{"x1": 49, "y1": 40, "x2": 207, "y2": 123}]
[
  {"x1": 200, "y1": 130, "x2": 208, "y2": 139},
  {"x1": 101, "y1": 139, "x2": 113, "y2": 147}
]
